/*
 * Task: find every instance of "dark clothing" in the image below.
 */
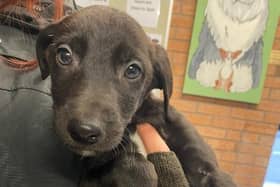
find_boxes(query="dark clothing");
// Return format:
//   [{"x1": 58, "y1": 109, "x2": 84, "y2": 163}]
[{"x1": 0, "y1": 62, "x2": 83, "y2": 187}]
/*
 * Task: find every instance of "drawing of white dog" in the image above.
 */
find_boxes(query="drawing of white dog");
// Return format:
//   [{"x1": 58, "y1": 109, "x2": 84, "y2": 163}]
[{"x1": 188, "y1": 0, "x2": 268, "y2": 92}]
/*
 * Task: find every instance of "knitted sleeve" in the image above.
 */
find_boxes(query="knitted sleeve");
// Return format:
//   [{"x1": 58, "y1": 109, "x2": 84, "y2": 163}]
[{"x1": 147, "y1": 152, "x2": 190, "y2": 187}]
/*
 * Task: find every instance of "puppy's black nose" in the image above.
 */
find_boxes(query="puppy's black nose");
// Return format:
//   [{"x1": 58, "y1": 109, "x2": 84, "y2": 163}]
[{"x1": 68, "y1": 120, "x2": 101, "y2": 145}]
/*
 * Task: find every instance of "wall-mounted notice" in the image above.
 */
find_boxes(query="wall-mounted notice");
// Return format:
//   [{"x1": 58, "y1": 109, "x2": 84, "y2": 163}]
[
  {"x1": 73, "y1": 0, "x2": 173, "y2": 48},
  {"x1": 75, "y1": 0, "x2": 109, "y2": 7},
  {"x1": 127, "y1": 0, "x2": 160, "y2": 28}
]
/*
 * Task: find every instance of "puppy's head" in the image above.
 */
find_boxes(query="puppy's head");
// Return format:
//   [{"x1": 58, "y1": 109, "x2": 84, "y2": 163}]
[{"x1": 36, "y1": 6, "x2": 172, "y2": 156}]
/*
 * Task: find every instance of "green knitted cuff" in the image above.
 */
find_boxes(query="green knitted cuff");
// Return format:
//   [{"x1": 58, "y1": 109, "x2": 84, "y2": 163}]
[{"x1": 147, "y1": 152, "x2": 189, "y2": 187}]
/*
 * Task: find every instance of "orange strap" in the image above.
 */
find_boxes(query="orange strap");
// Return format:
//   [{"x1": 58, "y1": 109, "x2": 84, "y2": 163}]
[{"x1": 0, "y1": 55, "x2": 38, "y2": 71}]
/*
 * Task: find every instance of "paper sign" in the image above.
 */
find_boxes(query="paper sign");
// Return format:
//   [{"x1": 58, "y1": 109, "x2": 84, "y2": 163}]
[
  {"x1": 127, "y1": 0, "x2": 160, "y2": 28},
  {"x1": 75, "y1": 0, "x2": 109, "y2": 7}
]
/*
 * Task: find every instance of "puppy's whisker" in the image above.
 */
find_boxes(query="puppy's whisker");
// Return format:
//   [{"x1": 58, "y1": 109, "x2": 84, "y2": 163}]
[
  {"x1": 111, "y1": 145, "x2": 117, "y2": 157},
  {"x1": 120, "y1": 142, "x2": 127, "y2": 156}
]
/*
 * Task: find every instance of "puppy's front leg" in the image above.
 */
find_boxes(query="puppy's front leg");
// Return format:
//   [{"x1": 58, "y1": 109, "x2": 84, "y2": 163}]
[
  {"x1": 132, "y1": 96, "x2": 236, "y2": 187},
  {"x1": 109, "y1": 152, "x2": 158, "y2": 187},
  {"x1": 81, "y1": 151, "x2": 157, "y2": 187}
]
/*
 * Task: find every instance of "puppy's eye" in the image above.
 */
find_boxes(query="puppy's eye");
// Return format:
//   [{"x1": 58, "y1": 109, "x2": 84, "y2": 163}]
[
  {"x1": 56, "y1": 44, "x2": 73, "y2": 65},
  {"x1": 125, "y1": 62, "x2": 142, "y2": 79}
]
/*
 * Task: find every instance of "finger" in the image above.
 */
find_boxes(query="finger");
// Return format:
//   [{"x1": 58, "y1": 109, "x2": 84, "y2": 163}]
[{"x1": 137, "y1": 123, "x2": 170, "y2": 154}]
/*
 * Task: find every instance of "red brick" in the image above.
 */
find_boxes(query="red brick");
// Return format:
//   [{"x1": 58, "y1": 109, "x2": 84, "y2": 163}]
[
  {"x1": 276, "y1": 23, "x2": 280, "y2": 37},
  {"x1": 172, "y1": 53, "x2": 187, "y2": 64},
  {"x1": 172, "y1": 0, "x2": 182, "y2": 14},
  {"x1": 242, "y1": 132, "x2": 259, "y2": 144},
  {"x1": 171, "y1": 99, "x2": 197, "y2": 112},
  {"x1": 237, "y1": 153, "x2": 255, "y2": 164},
  {"x1": 226, "y1": 130, "x2": 241, "y2": 141},
  {"x1": 270, "y1": 89, "x2": 280, "y2": 100},
  {"x1": 257, "y1": 100, "x2": 280, "y2": 112},
  {"x1": 171, "y1": 15, "x2": 193, "y2": 28},
  {"x1": 167, "y1": 51, "x2": 175, "y2": 61},
  {"x1": 177, "y1": 94, "x2": 218, "y2": 103},
  {"x1": 173, "y1": 75, "x2": 185, "y2": 89},
  {"x1": 168, "y1": 28, "x2": 177, "y2": 40},
  {"x1": 261, "y1": 88, "x2": 270, "y2": 99},
  {"x1": 196, "y1": 126, "x2": 226, "y2": 139},
  {"x1": 219, "y1": 161, "x2": 235, "y2": 174},
  {"x1": 168, "y1": 39, "x2": 189, "y2": 52},
  {"x1": 182, "y1": 1, "x2": 196, "y2": 16},
  {"x1": 234, "y1": 176, "x2": 264, "y2": 187},
  {"x1": 206, "y1": 138, "x2": 236, "y2": 151},
  {"x1": 172, "y1": 89, "x2": 184, "y2": 99},
  {"x1": 264, "y1": 112, "x2": 280, "y2": 124},
  {"x1": 232, "y1": 108, "x2": 264, "y2": 121},
  {"x1": 244, "y1": 122, "x2": 276, "y2": 135},
  {"x1": 249, "y1": 176, "x2": 265, "y2": 187},
  {"x1": 234, "y1": 176, "x2": 247, "y2": 186},
  {"x1": 212, "y1": 117, "x2": 245, "y2": 130},
  {"x1": 264, "y1": 77, "x2": 280, "y2": 89},
  {"x1": 198, "y1": 103, "x2": 231, "y2": 116},
  {"x1": 234, "y1": 165, "x2": 266, "y2": 177},
  {"x1": 171, "y1": 61, "x2": 187, "y2": 76},
  {"x1": 259, "y1": 135, "x2": 275, "y2": 146},
  {"x1": 233, "y1": 175, "x2": 251, "y2": 187},
  {"x1": 237, "y1": 143, "x2": 271, "y2": 157},
  {"x1": 175, "y1": 28, "x2": 192, "y2": 40},
  {"x1": 182, "y1": 0, "x2": 196, "y2": 3},
  {"x1": 215, "y1": 151, "x2": 237, "y2": 162},
  {"x1": 267, "y1": 65, "x2": 279, "y2": 76},
  {"x1": 255, "y1": 156, "x2": 269, "y2": 167},
  {"x1": 184, "y1": 113, "x2": 212, "y2": 126},
  {"x1": 273, "y1": 40, "x2": 280, "y2": 50}
]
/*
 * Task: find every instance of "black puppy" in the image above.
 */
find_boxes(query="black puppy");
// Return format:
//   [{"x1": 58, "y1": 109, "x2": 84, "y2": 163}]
[
  {"x1": 133, "y1": 97, "x2": 237, "y2": 187},
  {"x1": 36, "y1": 5, "x2": 236, "y2": 187}
]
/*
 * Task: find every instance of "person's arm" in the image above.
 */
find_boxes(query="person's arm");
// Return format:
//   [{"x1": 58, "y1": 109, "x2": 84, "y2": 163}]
[{"x1": 137, "y1": 124, "x2": 189, "y2": 187}]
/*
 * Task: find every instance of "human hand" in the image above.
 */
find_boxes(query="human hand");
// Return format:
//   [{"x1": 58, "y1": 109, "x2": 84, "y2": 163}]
[{"x1": 136, "y1": 123, "x2": 170, "y2": 154}]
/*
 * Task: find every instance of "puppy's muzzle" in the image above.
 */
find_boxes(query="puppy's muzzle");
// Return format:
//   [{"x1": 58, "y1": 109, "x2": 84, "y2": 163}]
[{"x1": 67, "y1": 119, "x2": 101, "y2": 145}]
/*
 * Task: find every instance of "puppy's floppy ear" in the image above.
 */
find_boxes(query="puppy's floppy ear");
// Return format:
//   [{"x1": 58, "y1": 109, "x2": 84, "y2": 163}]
[
  {"x1": 36, "y1": 24, "x2": 58, "y2": 80},
  {"x1": 150, "y1": 44, "x2": 173, "y2": 120}
]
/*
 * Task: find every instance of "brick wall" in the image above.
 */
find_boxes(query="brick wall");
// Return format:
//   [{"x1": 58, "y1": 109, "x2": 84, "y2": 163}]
[{"x1": 167, "y1": 0, "x2": 280, "y2": 187}]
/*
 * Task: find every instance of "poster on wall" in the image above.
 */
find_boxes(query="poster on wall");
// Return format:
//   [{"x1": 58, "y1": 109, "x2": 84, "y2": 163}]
[
  {"x1": 75, "y1": 0, "x2": 109, "y2": 7},
  {"x1": 183, "y1": 0, "x2": 280, "y2": 104},
  {"x1": 73, "y1": 0, "x2": 173, "y2": 48},
  {"x1": 127, "y1": 0, "x2": 160, "y2": 28}
]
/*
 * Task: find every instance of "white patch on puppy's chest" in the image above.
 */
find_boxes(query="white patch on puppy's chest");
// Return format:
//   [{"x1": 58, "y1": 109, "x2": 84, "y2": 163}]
[{"x1": 130, "y1": 132, "x2": 147, "y2": 157}]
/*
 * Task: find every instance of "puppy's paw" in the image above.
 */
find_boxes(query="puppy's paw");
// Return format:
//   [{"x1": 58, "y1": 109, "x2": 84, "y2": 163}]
[{"x1": 111, "y1": 153, "x2": 158, "y2": 187}]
